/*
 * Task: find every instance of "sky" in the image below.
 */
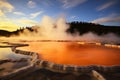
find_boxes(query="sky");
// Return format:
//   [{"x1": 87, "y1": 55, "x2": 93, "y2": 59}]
[{"x1": 0, "y1": 0, "x2": 120, "y2": 31}]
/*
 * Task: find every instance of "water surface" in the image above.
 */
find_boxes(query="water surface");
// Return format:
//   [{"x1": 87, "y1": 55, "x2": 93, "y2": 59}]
[{"x1": 19, "y1": 42, "x2": 120, "y2": 66}]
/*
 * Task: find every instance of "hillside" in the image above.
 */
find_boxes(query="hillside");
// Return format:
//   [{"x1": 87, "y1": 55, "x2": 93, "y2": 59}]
[
  {"x1": 0, "y1": 30, "x2": 11, "y2": 37},
  {"x1": 0, "y1": 27, "x2": 36, "y2": 37},
  {"x1": 67, "y1": 22, "x2": 120, "y2": 36}
]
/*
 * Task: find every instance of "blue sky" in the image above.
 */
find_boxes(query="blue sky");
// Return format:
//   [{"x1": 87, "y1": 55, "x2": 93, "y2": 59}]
[{"x1": 0, "y1": 0, "x2": 120, "y2": 31}]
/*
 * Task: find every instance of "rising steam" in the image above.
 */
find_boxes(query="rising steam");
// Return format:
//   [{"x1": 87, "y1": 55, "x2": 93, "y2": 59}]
[
  {"x1": 0, "y1": 15, "x2": 120, "y2": 43},
  {"x1": 0, "y1": 16, "x2": 120, "y2": 65}
]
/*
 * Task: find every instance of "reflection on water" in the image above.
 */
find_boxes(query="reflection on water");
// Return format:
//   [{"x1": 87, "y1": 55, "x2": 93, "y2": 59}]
[
  {"x1": 19, "y1": 42, "x2": 120, "y2": 66},
  {"x1": 0, "y1": 42, "x2": 29, "y2": 59}
]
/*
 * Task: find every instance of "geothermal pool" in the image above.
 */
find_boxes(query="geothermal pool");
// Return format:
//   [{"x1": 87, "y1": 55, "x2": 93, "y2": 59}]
[{"x1": 19, "y1": 42, "x2": 120, "y2": 66}]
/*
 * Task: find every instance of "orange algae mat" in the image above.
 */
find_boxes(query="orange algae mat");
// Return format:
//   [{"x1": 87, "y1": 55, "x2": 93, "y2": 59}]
[{"x1": 20, "y1": 42, "x2": 120, "y2": 66}]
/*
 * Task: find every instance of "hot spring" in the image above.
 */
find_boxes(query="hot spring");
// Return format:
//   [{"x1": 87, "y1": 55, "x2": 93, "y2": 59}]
[{"x1": 19, "y1": 41, "x2": 120, "y2": 66}]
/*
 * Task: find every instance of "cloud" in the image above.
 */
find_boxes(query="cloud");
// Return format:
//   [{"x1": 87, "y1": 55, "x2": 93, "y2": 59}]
[
  {"x1": 19, "y1": 19, "x2": 38, "y2": 26},
  {"x1": 0, "y1": 0, "x2": 14, "y2": 12},
  {"x1": 0, "y1": 21, "x2": 19, "y2": 31},
  {"x1": 97, "y1": 1, "x2": 117, "y2": 11},
  {"x1": 0, "y1": 10, "x2": 4, "y2": 16},
  {"x1": 60, "y1": 0, "x2": 87, "y2": 8},
  {"x1": 13, "y1": 12, "x2": 25, "y2": 16},
  {"x1": 30, "y1": 11, "x2": 43, "y2": 18},
  {"x1": 71, "y1": 16, "x2": 77, "y2": 19},
  {"x1": 91, "y1": 16, "x2": 120, "y2": 23},
  {"x1": 0, "y1": 16, "x2": 20, "y2": 31},
  {"x1": 27, "y1": 0, "x2": 36, "y2": 8}
]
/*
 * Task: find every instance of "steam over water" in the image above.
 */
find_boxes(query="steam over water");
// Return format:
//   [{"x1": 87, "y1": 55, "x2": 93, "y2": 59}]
[
  {"x1": 1, "y1": 16, "x2": 120, "y2": 43},
  {"x1": 0, "y1": 16, "x2": 120, "y2": 66}
]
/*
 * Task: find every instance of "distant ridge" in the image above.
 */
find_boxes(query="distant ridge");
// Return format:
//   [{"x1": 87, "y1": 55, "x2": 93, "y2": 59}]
[
  {"x1": 67, "y1": 21, "x2": 120, "y2": 36},
  {"x1": 0, "y1": 30, "x2": 11, "y2": 37},
  {"x1": 0, "y1": 22, "x2": 120, "y2": 37},
  {"x1": 0, "y1": 27, "x2": 35, "y2": 37}
]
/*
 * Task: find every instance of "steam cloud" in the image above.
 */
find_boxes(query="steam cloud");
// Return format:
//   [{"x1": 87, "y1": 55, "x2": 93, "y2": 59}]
[
  {"x1": 0, "y1": 15, "x2": 120, "y2": 43},
  {"x1": 0, "y1": 16, "x2": 120, "y2": 64}
]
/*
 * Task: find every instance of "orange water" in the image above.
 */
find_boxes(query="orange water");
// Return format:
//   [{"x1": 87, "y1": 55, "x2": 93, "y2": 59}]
[{"x1": 20, "y1": 42, "x2": 120, "y2": 66}]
